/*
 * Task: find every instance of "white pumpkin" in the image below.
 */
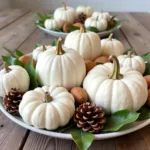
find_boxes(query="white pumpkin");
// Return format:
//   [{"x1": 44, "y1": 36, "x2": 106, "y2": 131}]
[
  {"x1": 54, "y1": 2, "x2": 76, "y2": 24},
  {"x1": 101, "y1": 34, "x2": 125, "y2": 56},
  {"x1": 64, "y1": 26, "x2": 101, "y2": 60},
  {"x1": 118, "y1": 51, "x2": 146, "y2": 74},
  {"x1": 32, "y1": 45, "x2": 52, "y2": 61},
  {"x1": 36, "y1": 38, "x2": 86, "y2": 90},
  {"x1": 44, "y1": 18, "x2": 63, "y2": 30},
  {"x1": 83, "y1": 56, "x2": 148, "y2": 114},
  {"x1": 92, "y1": 11, "x2": 110, "y2": 20},
  {"x1": 0, "y1": 63, "x2": 30, "y2": 97},
  {"x1": 85, "y1": 17, "x2": 107, "y2": 32},
  {"x1": 19, "y1": 86, "x2": 75, "y2": 130},
  {"x1": 76, "y1": 5, "x2": 92, "y2": 17}
]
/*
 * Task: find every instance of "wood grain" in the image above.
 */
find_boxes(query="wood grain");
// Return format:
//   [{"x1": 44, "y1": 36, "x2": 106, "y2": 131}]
[
  {"x1": 118, "y1": 13, "x2": 150, "y2": 55},
  {"x1": 0, "y1": 9, "x2": 29, "y2": 30}
]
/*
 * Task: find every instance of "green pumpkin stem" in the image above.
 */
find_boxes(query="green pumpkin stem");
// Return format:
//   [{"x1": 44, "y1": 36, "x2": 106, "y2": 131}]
[
  {"x1": 44, "y1": 92, "x2": 53, "y2": 103},
  {"x1": 108, "y1": 33, "x2": 113, "y2": 40},
  {"x1": 109, "y1": 56, "x2": 123, "y2": 80},
  {"x1": 56, "y1": 38, "x2": 65, "y2": 55},
  {"x1": 127, "y1": 51, "x2": 132, "y2": 58},
  {"x1": 42, "y1": 45, "x2": 47, "y2": 51},
  {"x1": 4, "y1": 62, "x2": 11, "y2": 73},
  {"x1": 80, "y1": 25, "x2": 86, "y2": 33},
  {"x1": 62, "y1": 2, "x2": 67, "y2": 10}
]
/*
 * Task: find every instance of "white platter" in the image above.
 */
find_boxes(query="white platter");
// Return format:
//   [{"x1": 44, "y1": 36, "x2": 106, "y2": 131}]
[
  {"x1": 0, "y1": 98, "x2": 150, "y2": 140},
  {"x1": 37, "y1": 18, "x2": 121, "y2": 39}
]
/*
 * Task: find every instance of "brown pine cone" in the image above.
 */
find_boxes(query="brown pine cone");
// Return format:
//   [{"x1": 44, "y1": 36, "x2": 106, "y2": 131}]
[
  {"x1": 75, "y1": 13, "x2": 87, "y2": 24},
  {"x1": 4, "y1": 88, "x2": 24, "y2": 115},
  {"x1": 74, "y1": 102, "x2": 106, "y2": 133}
]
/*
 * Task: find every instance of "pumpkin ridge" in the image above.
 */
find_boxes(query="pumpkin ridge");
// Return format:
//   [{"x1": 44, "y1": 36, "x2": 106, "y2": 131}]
[{"x1": 87, "y1": 33, "x2": 94, "y2": 60}]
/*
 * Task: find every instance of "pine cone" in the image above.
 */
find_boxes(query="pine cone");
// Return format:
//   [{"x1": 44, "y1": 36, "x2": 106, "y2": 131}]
[
  {"x1": 4, "y1": 88, "x2": 24, "y2": 115},
  {"x1": 75, "y1": 13, "x2": 87, "y2": 24},
  {"x1": 74, "y1": 102, "x2": 106, "y2": 133}
]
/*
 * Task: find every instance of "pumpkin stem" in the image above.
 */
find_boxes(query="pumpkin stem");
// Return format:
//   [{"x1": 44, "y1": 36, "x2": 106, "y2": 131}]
[
  {"x1": 62, "y1": 2, "x2": 67, "y2": 10},
  {"x1": 42, "y1": 45, "x2": 47, "y2": 52},
  {"x1": 127, "y1": 51, "x2": 132, "y2": 58},
  {"x1": 80, "y1": 25, "x2": 86, "y2": 33},
  {"x1": 109, "y1": 55, "x2": 123, "y2": 80},
  {"x1": 44, "y1": 92, "x2": 53, "y2": 103},
  {"x1": 4, "y1": 62, "x2": 11, "y2": 73},
  {"x1": 56, "y1": 38, "x2": 65, "y2": 55},
  {"x1": 108, "y1": 33, "x2": 113, "y2": 40}
]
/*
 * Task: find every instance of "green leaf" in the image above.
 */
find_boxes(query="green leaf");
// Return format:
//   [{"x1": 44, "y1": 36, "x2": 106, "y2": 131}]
[
  {"x1": 2, "y1": 56, "x2": 23, "y2": 66},
  {"x1": 109, "y1": 14, "x2": 118, "y2": 21},
  {"x1": 141, "y1": 52, "x2": 150, "y2": 62},
  {"x1": 67, "y1": 24, "x2": 80, "y2": 31},
  {"x1": 71, "y1": 129, "x2": 94, "y2": 150},
  {"x1": 2, "y1": 46, "x2": 16, "y2": 57},
  {"x1": 96, "y1": 62, "x2": 103, "y2": 65},
  {"x1": 144, "y1": 62, "x2": 150, "y2": 75},
  {"x1": 52, "y1": 39, "x2": 58, "y2": 46},
  {"x1": 15, "y1": 49, "x2": 24, "y2": 57},
  {"x1": 52, "y1": 28, "x2": 62, "y2": 32},
  {"x1": 107, "y1": 20, "x2": 127, "y2": 31},
  {"x1": 138, "y1": 106, "x2": 150, "y2": 120},
  {"x1": 37, "y1": 12, "x2": 47, "y2": 21},
  {"x1": 35, "y1": 43, "x2": 42, "y2": 48},
  {"x1": 86, "y1": 26, "x2": 99, "y2": 33},
  {"x1": 24, "y1": 60, "x2": 38, "y2": 90},
  {"x1": 103, "y1": 110, "x2": 140, "y2": 132}
]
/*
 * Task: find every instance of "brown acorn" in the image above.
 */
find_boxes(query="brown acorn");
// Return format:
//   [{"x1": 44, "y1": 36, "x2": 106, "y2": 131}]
[
  {"x1": 19, "y1": 55, "x2": 36, "y2": 67},
  {"x1": 144, "y1": 75, "x2": 150, "y2": 89},
  {"x1": 108, "y1": 20, "x2": 116, "y2": 27},
  {"x1": 146, "y1": 89, "x2": 150, "y2": 107},
  {"x1": 94, "y1": 56, "x2": 110, "y2": 64},
  {"x1": 85, "y1": 60, "x2": 96, "y2": 73},
  {"x1": 63, "y1": 22, "x2": 70, "y2": 33},
  {"x1": 70, "y1": 87, "x2": 88, "y2": 105}
]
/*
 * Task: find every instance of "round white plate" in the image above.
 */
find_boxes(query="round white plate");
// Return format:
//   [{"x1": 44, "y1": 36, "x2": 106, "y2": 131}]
[
  {"x1": 37, "y1": 18, "x2": 121, "y2": 39},
  {"x1": 0, "y1": 98, "x2": 150, "y2": 140}
]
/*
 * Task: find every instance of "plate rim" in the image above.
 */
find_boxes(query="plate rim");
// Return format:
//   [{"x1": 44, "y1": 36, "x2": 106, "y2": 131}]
[{"x1": 0, "y1": 98, "x2": 150, "y2": 140}]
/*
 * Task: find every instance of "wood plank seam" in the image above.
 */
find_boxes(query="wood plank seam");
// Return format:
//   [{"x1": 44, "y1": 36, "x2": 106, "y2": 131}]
[{"x1": 0, "y1": 10, "x2": 30, "y2": 31}]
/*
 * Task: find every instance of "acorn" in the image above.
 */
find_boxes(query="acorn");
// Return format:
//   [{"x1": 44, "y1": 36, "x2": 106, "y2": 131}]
[
  {"x1": 63, "y1": 22, "x2": 70, "y2": 33},
  {"x1": 85, "y1": 60, "x2": 96, "y2": 74},
  {"x1": 70, "y1": 87, "x2": 88, "y2": 105},
  {"x1": 19, "y1": 55, "x2": 36, "y2": 67},
  {"x1": 94, "y1": 56, "x2": 110, "y2": 64},
  {"x1": 146, "y1": 89, "x2": 150, "y2": 107},
  {"x1": 144, "y1": 75, "x2": 150, "y2": 89}
]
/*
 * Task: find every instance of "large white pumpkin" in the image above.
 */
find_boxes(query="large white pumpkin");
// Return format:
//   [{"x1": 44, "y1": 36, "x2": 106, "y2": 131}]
[
  {"x1": 92, "y1": 11, "x2": 110, "y2": 20},
  {"x1": 118, "y1": 51, "x2": 146, "y2": 74},
  {"x1": 19, "y1": 86, "x2": 75, "y2": 130},
  {"x1": 101, "y1": 34, "x2": 125, "y2": 56},
  {"x1": 0, "y1": 63, "x2": 30, "y2": 97},
  {"x1": 54, "y1": 2, "x2": 76, "y2": 24},
  {"x1": 32, "y1": 45, "x2": 52, "y2": 61},
  {"x1": 76, "y1": 5, "x2": 92, "y2": 17},
  {"x1": 64, "y1": 26, "x2": 101, "y2": 60},
  {"x1": 85, "y1": 17, "x2": 107, "y2": 32},
  {"x1": 44, "y1": 18, "x2": 63, "y2": 30},
  {"x1": 83, "y1": 56, "x2": 148, "y2": 114},
  {"x1": 36, "y1": 38, "x2": 86, "y2": 90}
]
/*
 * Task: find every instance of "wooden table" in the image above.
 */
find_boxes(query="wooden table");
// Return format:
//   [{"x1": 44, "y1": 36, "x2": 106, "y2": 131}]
[{"x1": 0, "y1": 9, "x2": 150, "y2": 150}]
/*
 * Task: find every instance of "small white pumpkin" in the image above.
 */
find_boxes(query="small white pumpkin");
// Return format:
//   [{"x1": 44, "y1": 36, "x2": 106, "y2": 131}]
[
  {"x1": 101, "y1": 34, "x2": 125, "y2": 56},
  {"x1": 54, "y1": 2, "x2": 76, "y2": 24},
  {"x1": 44, "y1": 18, "x2": 63, "y2": 30},
  {"x1": 76, "y1": 5, "x2": 92, "y2": 17},
  {"x1": 118, "y1": 51, "x2": 146, "y2": 74},
  {"x1": 92, "y1": 11, "x2": 110, "y2": 20},
  {"x1": 19, "y1": 86, "x2": 75, "y2": 130},
  {"x1": 83, "y1": 56, "x2": 148, "y2": 114},
  {"x1": 0, "y1": 63, "x2": 30, "y2": 97},
  {"x1": 64, "y1": 26, "x2": 101, "y2": 60},
  {"x1": 85, "y1": 17, "x2": 107, "y2": 32},
  {"x1": 32, "y1": 45, "x2": 52, "y2": 61},
  {"x1": 36, "y1": 38, "x2": 86, "y2": 90}
]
